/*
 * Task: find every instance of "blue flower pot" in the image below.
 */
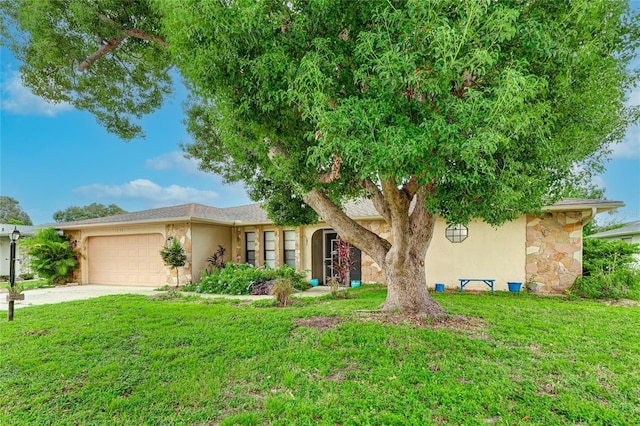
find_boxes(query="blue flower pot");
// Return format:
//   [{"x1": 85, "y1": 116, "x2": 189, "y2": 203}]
[
  {"x1": 507, "y1": 282, "x2": 522, "y2": 292},
  {"x1": 309, "y1": 279, "x2": 319, "y2": 287},
  {"x1": 350, "y1": 280, "x2": 361, "y2": 288},
  {"x1": 435, "y1": 283, "x2": 445, "y2": 293}
]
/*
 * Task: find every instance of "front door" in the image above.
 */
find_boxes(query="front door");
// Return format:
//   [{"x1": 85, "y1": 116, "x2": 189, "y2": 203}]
[{"x1": 322, "y1": 230, "x2": 361, "y2": 286}]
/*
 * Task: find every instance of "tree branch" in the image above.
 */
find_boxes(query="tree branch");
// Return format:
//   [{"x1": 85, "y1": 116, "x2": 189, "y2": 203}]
[
  {"x1": 401, "y1": 176, "x2": 419, "y2": 198},
  {"x1": 78, "y1": 35, "x2": 126, "y2": 71},
  {"x1": 78, "y1": 13, "x2": 169, "y2": 71},
  {"x1": 360, "y1": 177, "x2": 392, "y2": 225},
  {"x1": 98, "y1": 13, "x2": 169, "y2": 47}
]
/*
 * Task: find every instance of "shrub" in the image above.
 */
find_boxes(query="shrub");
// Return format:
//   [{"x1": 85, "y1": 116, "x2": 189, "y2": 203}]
[
  {"x1": 206, "y1": 245, "x2": 227, "y2": 271},
  {"x1": 22, "y1": 228, "x2": 79, "y2": 285},
  {"x1": 196, "y1": 263, "x2": 307, "y2": 295},
  {"x1": 270, "y1": 278, "x2": 295, "y2": 306},
  {"x1": 20, "y1": 273, "x2": 35, "y2": 280},
  {"x1": 570, "y1": 238, "x2": 640, "y2": 300}
]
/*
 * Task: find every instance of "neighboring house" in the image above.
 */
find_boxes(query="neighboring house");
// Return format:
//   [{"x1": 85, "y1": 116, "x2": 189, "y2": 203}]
[
  {"x1": 589, "y1": 220, "x2": 640, "y2": 265},
  {"x1": 55, "y1": 198, "x2": 622, "y2": 293},
  {"x1": 0, "y1": 224, "x2": 38, "y2": 278}
]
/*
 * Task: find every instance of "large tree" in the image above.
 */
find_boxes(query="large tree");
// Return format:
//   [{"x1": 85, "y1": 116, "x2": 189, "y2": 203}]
[
  {"x1": 53, "y1": 203, "x2": 127, "y2": 223},
  {"x1": 2, "y1": 0, "x2": 638, "y2": 317},
  {"x1": 0, "y1": 196, "x2": 33, "y2": 225}
]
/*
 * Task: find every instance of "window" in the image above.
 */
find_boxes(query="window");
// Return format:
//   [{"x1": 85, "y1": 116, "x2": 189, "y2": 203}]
[
  {"x1": 264, "y1": 231, "x2": 275, "y2": 268},
  {"x1": 445, "y1": 224, "x2": 468, "y2": 243},
  {"x1": 245, "y1": 232, "x2": 256, "y2": 265},
  {"x1": 283, "y1": 230, "x2": 296, "y2": 267}
]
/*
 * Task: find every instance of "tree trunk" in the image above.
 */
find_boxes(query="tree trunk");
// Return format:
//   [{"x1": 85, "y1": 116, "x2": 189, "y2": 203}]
[
  {"x1": 303, "y1": 185, "x2": 446, "y2": 319},
  {"x1": 380, "y1": 249, "x2": 445, "y2": 317},
  {"x1": 175, "y1": 267, "x2": 179, "y2": 288}
]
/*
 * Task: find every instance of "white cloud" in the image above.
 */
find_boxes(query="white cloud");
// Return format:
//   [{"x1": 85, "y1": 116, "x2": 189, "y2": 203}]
[
  {"x1": 0, "y1": 70, "x2": 73, "y2": 116},
  {"x1": 73, "y1": 179, "x2": 219, "y2": 206},
  {"x1": 611, "y1": 124, "x2": 640, "y2": 159},
  {"x1": 145, "y1": 151, "x2": 206, "y2": 176}
]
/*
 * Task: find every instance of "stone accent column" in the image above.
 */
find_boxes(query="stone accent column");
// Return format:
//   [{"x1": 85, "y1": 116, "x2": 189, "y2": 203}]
[
  {"x1": 273, "y1": 228, "x2": 281, "y2": 267},
  {"x1": 165, "y1": 223, "x2": 193, "y2": 285},
  {"x1": 525, "y1": 212, "x2": 583, "y2": 293},
  {"x1": 254, "y1": 226, "x2": 263, "y2": 268},
  {"x1": 357, "y1": 220, "x2": 389, "y2": 284},
  {"x1": 295, "y1": 227, "x2": 302, "y2": 271},
  {"x1": 66, "y1": 230, "x2": 82, "y2": 284},
  {"x1": 234, "y1": 227, "x2": 243, "y2": 263}
]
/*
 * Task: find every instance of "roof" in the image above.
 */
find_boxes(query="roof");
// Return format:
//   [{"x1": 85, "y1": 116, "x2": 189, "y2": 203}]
[
  {"x1": 589, "y1": 220, "x2": 640, "y2": 239},
  {"x1": 0, "y1": 224, "x2": 39, "y2": 238},
  {"x1": 54, "y1": 198, "x2": 624, "y2": 230}
]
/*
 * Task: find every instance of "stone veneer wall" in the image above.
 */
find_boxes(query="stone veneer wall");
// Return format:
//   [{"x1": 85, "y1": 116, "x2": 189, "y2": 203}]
[
  {"x1": 525, "y1": 212, "x2": 584, "y2": 294},
  {"x1": 165, "y1": 223, "x2": 192, "y2": 286},
  {"x1": 358, "y1": 220, "x2": 390, "y2": 283},
  {"x1": 66, "y1": 230, "x2": 82, "y2": 284}
]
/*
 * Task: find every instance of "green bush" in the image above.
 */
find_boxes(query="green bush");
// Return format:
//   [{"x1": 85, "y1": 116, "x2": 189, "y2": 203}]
[
  {"x1": 196, "y1": 263, "x2": 307, "y2": 295},
  {"x1": 22, "y1": 228, "x2": 79, "y2": 285},
  {"x1": 570, "y1": 238, "x2": 640, "y2": 300}
]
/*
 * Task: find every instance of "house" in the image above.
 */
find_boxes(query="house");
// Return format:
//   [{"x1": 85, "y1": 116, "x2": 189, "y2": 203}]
[
  {"x1": 55, "y1": 198, "x2": 622, "y2": 293},
  {"x1": 0, "y1": 224, "x2": 38, "y2": 278},
  {"x1": 589, "y1": 220, "x2": 640, "y2": 265},
  {"x1": 588, "y1": 220, "x2": 640, "y2": 244}
]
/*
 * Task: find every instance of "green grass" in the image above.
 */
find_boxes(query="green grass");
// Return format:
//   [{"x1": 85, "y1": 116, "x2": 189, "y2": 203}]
[{"x1": 1, "y1": 287, "x2": 639, "y2": 425}]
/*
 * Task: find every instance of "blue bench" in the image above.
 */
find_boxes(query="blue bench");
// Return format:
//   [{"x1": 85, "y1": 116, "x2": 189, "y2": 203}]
[{"x1": 459, "y1": 278, "x2": 495, "y2": 292}]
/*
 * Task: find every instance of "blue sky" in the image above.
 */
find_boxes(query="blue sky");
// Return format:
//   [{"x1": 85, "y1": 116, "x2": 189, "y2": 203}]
[{"x1": 1, "y1": 14, "x2": 639, "y2": 226}]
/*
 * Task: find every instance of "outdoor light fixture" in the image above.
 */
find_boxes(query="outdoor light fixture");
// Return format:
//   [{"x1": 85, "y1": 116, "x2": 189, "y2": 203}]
[
  {"x1": 7, "y1": 226, "x2": 21, "y2": 321},
  {"x1": 445, "y1": 224, "x2": 468, "y2": 243},
  {"x1": 10, "y1": 226, "x2": 20, "y2": 242}
]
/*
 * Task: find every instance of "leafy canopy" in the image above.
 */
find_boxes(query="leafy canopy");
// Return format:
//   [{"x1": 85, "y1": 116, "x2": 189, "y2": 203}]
[
  {"x1": 2, "y1": 0, "x2": 639, "y2": 229},
  {"x1": 161, "y1": 0, "x2": 639, "y2": 226},
  {"x1": 0, "y1": 196, "x2": 33, "y2": 226},
  {"x1": 53, "y1": 203, "x2": 127, "y2": 223}
]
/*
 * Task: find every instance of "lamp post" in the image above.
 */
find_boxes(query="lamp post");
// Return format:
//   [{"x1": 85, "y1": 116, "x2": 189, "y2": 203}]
[{"x1": 8, "y1": 226, "x2": 21, "y2": 322}]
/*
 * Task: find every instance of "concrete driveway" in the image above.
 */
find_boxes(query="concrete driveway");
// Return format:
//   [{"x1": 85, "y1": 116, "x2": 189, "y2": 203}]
[
  {"x1": 1, "y1": 284, "x2": 333, "y2": 310},
  {"x1": 0, "y1": 285, "x2": 164, "y2": 310}
]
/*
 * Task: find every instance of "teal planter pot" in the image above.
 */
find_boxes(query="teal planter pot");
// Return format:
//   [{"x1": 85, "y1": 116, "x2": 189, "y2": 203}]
[
  {"x1": 309, "y1": 279, "x2": 319, "y2": 287},
  {"x1": 350, "y1": 280, "x2": 361, "y2": 288},
  {"x1": 435, "y1": 283, "x2": 445, "y2": 293},
  {"x1": 507, "y1": 282, "x2": 522, "y2": 292}
]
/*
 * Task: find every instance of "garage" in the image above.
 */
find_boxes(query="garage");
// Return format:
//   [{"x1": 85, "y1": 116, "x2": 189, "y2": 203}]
[{"x1": 87, "y1": 234, "x2": 166, "y2": 286}]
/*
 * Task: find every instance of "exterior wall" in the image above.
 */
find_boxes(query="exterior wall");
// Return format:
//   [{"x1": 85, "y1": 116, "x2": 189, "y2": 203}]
[
  {"x1": 0, "y1": 239, "x2": 31, "y2": 278},
  {"x1": 191, "y1": 223, "x2": 233, "y2": 282},
  {"x1": 525, "y1": 212, "x2": 584, "y2": 293},
  {"x1": 70, "y1": 223, "x2": 168, "y2": 285},
  {"x1": 298, "y1": 217, "x2": 526, "y2": 291},
  {"x1": 65, "y1": 230, "x2": 82, "y2": 284},
  {"x1": 426, "y1": 217, "x2": 526, "y2": 291}
]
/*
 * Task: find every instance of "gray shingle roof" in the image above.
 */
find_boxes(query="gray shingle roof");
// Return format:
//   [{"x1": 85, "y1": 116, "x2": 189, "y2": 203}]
[
  {"x1": 589, "y1": 220, "x2": 640, "y2": 239},
  {"x1": 55, "y1": 198, "x2": 624, "y2": 229}
]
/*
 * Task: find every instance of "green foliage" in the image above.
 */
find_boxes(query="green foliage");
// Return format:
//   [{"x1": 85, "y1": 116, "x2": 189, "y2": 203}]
[
  {"x1": 1, "y1": 0, "x2": 173, "y2": 139},
  {"x1": 270, "y1": 278, "x2": 295, "y2": 306},
  {"x1": 0, "y1": 196, "x2": 33, "y2": 225},
  {"x1": 1, "y1": 290, "x2": 640, "y2": 424},
  {"x1": 160, "y1": 239, "x2": 187, "y2": 287},
  {"x1": 197, "y1": 263, "x2": 307, "y2": 295},
  {"x1": 22, "y1": 228, "x2": 78, "y2": 285},
  {"x1": 570, "y1": 238, "x2": 640, "y2": 300},
  {"x1": 161, "y1": 0, "x2": 639, "y2": 226},
  {"x1": 582, "y1": 238, "x2": 640, "y2": 275},
  {"x1": 206, "y1": 245, "x2": 227, "y2": 272},
  {"x1": 53, "y1": 203, "x2": 127, "y2": 222}
]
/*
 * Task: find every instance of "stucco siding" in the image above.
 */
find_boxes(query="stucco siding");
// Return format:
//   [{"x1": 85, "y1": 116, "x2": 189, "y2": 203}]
[
  {"x1": 426, "y1": 217, "x2": 526, "y2": 291},
  {"x1": 191, "y1": 223, "x2": 232, "y2": 282}
]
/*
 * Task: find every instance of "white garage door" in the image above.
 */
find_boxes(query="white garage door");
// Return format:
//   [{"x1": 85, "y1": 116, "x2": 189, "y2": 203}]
[{"x1": 88, "y1": 234, "x2": 166, "y2": 286}]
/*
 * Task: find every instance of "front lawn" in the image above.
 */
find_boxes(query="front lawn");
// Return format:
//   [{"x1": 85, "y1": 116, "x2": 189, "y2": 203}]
[{"x1": 1, "y1": 287, "x2": 638, "y2": 425}]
